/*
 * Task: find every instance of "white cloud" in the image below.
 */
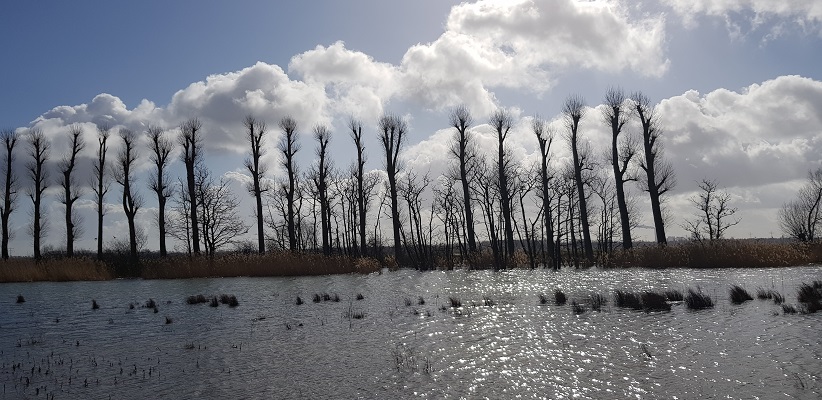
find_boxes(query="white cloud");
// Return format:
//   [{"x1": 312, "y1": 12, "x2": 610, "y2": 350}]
[{"x1": 663, "y1": 0, "x2": 822, "y2": 37}]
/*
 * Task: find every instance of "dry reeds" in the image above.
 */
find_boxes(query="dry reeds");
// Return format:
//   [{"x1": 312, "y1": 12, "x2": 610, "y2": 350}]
[
  {"x1": 603, "y1": 240, "x2": 820, "y2": 269},
  {"x1": 0, "y1": 257, "x2": 113, "y2": 283},
  {"x1": 141, "y1": 251, "x2": 381, "y2": 279}
]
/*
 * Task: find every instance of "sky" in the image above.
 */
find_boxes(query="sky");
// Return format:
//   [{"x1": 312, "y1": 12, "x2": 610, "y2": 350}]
[{"x1": 1, "y1": 0, "x2": 822, "y2": 255}]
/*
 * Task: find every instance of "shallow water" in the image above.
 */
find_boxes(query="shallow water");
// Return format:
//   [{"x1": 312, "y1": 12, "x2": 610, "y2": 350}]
[{"x1": 1, "y1": 266, "x2": 821, "y2": 399}]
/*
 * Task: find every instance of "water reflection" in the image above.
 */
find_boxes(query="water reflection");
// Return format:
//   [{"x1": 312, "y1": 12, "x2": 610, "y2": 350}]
[{"x1": 0, "y1": 267, "x2": 820, "y2": 399}]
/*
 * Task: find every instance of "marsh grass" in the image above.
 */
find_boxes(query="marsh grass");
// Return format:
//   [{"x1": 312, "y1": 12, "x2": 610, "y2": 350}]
[
  {"x1": 604, "y1": 240, "x2": 821, "y2": 269},
  {"x1": 782, "y1": 304, "x2": 798, "y2": 314},
  {"x1": 797, "y1": 283, "x2": 822, "y2": 313},
  {"x1": 417, "y1": 296, "x2": 425, "y2": 305},
  {"x1": 92, "y1": 299, "x2": 99, "y2": 310},
  {"x1": 482, "y1": 296, "x2": 495, "y2": 307},
  {"x1": 186, "y1": 295, "x2": 208, "y2": 305},
  {"x1": 16, "y1": 294, "x2": 25, "y2": 303},
  {"x1": 356, "y1": 293, "x2": 364, "y2": 301},
  {"x1": 664, "y1": 290, "x2": 684, "y2": 302},
  {"x1": 209, "y1": 297, "x2": 219, "y2": 307},
  {"x1": 448, "y1": 297, "x2": 462, "y2": 308},
  {"x1": 571, "y1": 301, "x2": 585, "y2": 314},
  {"x1": 145, "y1": 299, "x2": 157, "y2": 309},
  {"x1": 641, "y1": 292, "x2": 671, "y2": 312},
  {"x1": 219, "y1": 294, "x2": 239, "y2": 307},
  {"x1": 685, "y1": 289, "x2": 714, "y2": 310},
  {"x1": 296, "y1": 296, "x2": 304, "y2": 305},
  {"x1": 615, "y1": 290, "x2": 642, "y2": 310},
  {"x1": 729, "y1": 285, "x2": 754, "y2": 304},
  {"x1": 589, "y1": 294, "x2": 606, "y2": 312},
  {"x1": 538, "y1": 293, "x2": 549, "y2": 305}
]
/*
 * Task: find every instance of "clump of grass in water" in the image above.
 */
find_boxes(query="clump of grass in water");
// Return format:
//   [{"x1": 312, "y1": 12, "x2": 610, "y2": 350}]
[
  {"x1": 16, "y1": 294, "x2": 25, "y2": 303},
  {"x1": 538, "y1": 293, "x2": 549, "y2": 305},
  {"x1": 664, "y1": 290, "x2": 683, "y2": 302},
  {"x1": 614, "y1": 290, "x2": 642, "y2": 310},
  {"x1": 729, "y1": 285, "x2": 753, "y2": 304},
  {"x1": 313, "y1": 294, "x2": 321, "y2": 303},
  {"x1": 571, "y1": 301, "x2": 585, "y2": 314},
  {"x1": 685, "y1": 288, "x2": 713, "y2": 310},
  {"x1": 782, "y1": 304, "x2": 797, "y2": 314},
  {"x1": 356, "y1": 293, "x2": 364, "y2": 301},
  {"x1": 209, "y1": 297, "x2": 219, "y2": 307},
  {"x1": 165, "y1": 316, "x2": 173, "y2": 324},
  {"x1": 555, "y1": 290, "x2": 567, "y2": 306},
  {"x1": 771, "y1": 291, "x2": 785, "y2": 304},
  {"x1": 145, "y1": 299, "x2": 157, "y2": 309},
  {"x1": 322, "y1": 293, "x2": 331, "y2": 302},
  {"x1": 641, "y1": 291, "x2": 671, "y2": 312},
  {"x1": 482, "y1": 296, "x2": 495, "y2": 307},
  {"x1": 92, "y1": 299, "x2": 99, "y2": 310},
  {"x1": 186, "y1": 294, "x2": 207, "y2": 305},
  {"x1": 417, "y1": 296, "x2": 425, "y2": 305},
  {"x1": 219, "y1": 294, "x2": 239, "y2": 307},
  {"x1": 797, "y1": 283, "x2": 822, "y2": 313},
  {"x1": 404, "y1": 297, "x2": 412, "y2": 307},
  {"x1": 589, "y1": 294, "x2": 606, "y2": 312},
  {"x1": 756, "y1": 287, "x2": 770, "y2": 300},
  {"x1": 296, "y1": 296, "x2": 304, "y2": 305},
  {"x1": 448, "y1": 297, "x2": 462, "y2": 308}
]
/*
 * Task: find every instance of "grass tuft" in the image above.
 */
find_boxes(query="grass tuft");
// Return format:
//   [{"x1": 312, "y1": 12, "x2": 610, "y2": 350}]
[
  {"x1": 555, "y1": 290, "x2": 567, "y2": 306},
  {"x1": 165, "y1": 316, "x2": 173, "y2": 324},
  {"x1": 614, "y1": 290, "x2": 642, "y2": 310},
  {"x1": 664, "y1": 290, "x2": 684, "y2": 302},
  {"x1": 589, "y1": 294, "x2": 606, "y2": 312},
  {"x1": 16, "y1": 294, "x2": 25, "y2": 303},
  {"x1": 482, "y1": 296, "x2": 495, "y2": 307},
  {"x1": 571, "y1": 301, "x2": 585, "y2": 314},
  {"x1": 92, "y1": 299, "x2": 99, "y2": 310},
  {"x1": 685, "y1": 288, "x2": 714, "y2": 310},
  {"x1": 417, "y1": 296, "x2": 425, "y2": 306},
  {"x1": 538, "y1": 293, "x2": 549, "y2": 305},
  {"x1": 312, "y1": 294, "x2": 321, "y2": 303},
  {"x1": 797, "y1": 283, "x2": 822, "y2": 313},
  {"x1": 186, "y1": 294, "x2": 207, "y2": 305},
  {"x1": 145, "y1": 299, "x2": 157, "y2": 309},
  {"x1": 641, "y1": 291, "x2": 671, "y2": 312},
  {"x1": 729, "y1": 285, "x2": 754, "y2": 305},
  {"x1": 209, "y1": 297, "x2": 219, "y2": 307},
  {"x1": 448, "y1": 297, "x2": 462, "y2": 308},
  {"x1": 356, "y1": 293, "x2": 364, "y2": 301},
  {"x1": 782, "y1": 304, "x2": 797, "y2": 314},
  {"x1": 219, "y1": 294, "x2": 239, "y2": 307},
  {"x1": 296, "y1": 296, "x2": 304, "y2": 305}
]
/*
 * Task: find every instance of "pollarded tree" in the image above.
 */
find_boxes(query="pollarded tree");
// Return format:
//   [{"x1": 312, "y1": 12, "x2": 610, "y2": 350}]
[
  {"x1": 632, "y1": 91, "x2": 676, "y2": 245},
  {"x1": 147, "y1": 125, "x2": 173, "y2": 257},
  {"x1": 278, "y1": 116, "x2": 300, "y2": 252},
  {"x1": 243, "y1": 115, "x2": 268, "y2": 254},
  {"x1": 113, "y1": 128, "x2": 142, "y2": 258},
  {"x1": 311, "y1": 124, "x2": 332, "y2": 255},
  {"x1": 490, "y1": 109, "x2": 516, "y2": 262},
  {"x1": 59, "y1": 124, "x2": 86, "y2": 257},
  {"x1": 602, "y1": 87, "x2": 636, "y2": 250},
  {"x1": 26, "y1": 128, "x2": 50, "y2": 260},
  {"x1": 448, "y1": 105, "x2": 479, "y2": 256},
  {"x1": 778, "y1": 168, "x2": 822, "y2": 242},
  {"x1": 349, "y1": 118, "x2": 368, "y2": 256},
  {"x1": 0, "y1": 129, "x2": 19, "y2": 260},
  {"x1": 683, "y1": 179, "x2": 740, "y2": 242},
  {"x1": 91, "y1": 124, "x2": 111, "y2": 258},
  {"x1": 179, "y1": 118, "x2": 202, "y2": 254},
  {"x1": 563, "y1": 95, "x2": 594, "y2": 262},
  {"x1": 378, "y1": 113, "x2": 407, "y2": 264},
  {"x1": 532, "y1": 116, "x2": 557, "y2": 269}
]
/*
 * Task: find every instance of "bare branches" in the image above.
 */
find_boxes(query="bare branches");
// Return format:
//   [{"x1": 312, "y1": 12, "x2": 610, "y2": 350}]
[
  {"x1": 683, "y1": 179, "x2": 740, "y2": 242},
  {"x1": 0, "y1": 129, "x2": 19, "y2": 260},
  {"x1": 147, "y1": 125, "x2": 173, "y2": 256},
  {"x1": 278, "y1": 115, "x2": 300, "y2": 252},
  {"x1": 26, "y1": 128, "x2": 50, "y2": 260},
  {"x1": 115, "y1": 128, "x2": 143, "y2": 258}
]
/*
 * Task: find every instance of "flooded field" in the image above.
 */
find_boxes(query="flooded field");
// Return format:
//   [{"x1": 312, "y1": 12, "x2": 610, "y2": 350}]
[{"x1": 1, "y1": 266, "x2": 821, "y2": 399}]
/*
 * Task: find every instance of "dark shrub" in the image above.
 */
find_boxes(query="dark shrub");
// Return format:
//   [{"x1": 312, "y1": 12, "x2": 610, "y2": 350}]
[
  {"x1": 729, "y1": 285, "x2": 753, "y2": 305},
  {"x1": 332, "y1": 293, "x2": 340, "y2": 302},
  {"x1": 685, "y1": 289, "x2": 713, "y2": 310}
]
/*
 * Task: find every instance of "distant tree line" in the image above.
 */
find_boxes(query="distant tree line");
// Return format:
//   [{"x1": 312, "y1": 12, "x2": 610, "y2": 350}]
[{"x1": 2, "y1": 87, "x2": 809, "y2": 269}]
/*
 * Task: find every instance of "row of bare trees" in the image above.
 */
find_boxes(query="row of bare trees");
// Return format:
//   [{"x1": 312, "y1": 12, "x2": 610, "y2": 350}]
[{"x1": 0, "y1": 89, "x2": 681, "y2": 266}]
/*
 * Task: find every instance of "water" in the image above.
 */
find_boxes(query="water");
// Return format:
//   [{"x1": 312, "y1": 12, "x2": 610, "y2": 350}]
[{"x1": 1, "y1": 267, "x2": 821, "y2": 399}]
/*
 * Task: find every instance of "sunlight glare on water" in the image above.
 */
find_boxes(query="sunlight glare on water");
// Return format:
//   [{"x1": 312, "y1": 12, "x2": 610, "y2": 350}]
[{"x1": 0, "y1": 266, "x2": 820, "y2": 399}]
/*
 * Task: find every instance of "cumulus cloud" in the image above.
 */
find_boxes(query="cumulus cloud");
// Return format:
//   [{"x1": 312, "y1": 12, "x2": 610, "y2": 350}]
[{"x1": 663, "y1": 0, "x2": 822, "y2": 38}]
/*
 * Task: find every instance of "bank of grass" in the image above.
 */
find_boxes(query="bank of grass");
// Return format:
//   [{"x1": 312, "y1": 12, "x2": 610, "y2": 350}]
[
  {"x1": 603, "y1": 240, "x2": 822, "y2": 269},
  {"x1": 0, "y1": 251, "x2": 382, "y2": 282}
]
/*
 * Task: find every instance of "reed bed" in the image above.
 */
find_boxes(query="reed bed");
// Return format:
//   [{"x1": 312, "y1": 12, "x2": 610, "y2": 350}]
[
  {"x1": 729, "y1": 285, "x2": 754, "y2": 304},
  {"x1": 0, "y1": 257, "x2": 113, "y2": 283},
  {"x1": 141, "y1": 252, "x2": 382, "y2": 279},
  {"x1": 684, "y1": 289, "x2": 714, "y2": 310},
  {"x1": 603, "y1": 240, "x2": 821, "y2": 269}
]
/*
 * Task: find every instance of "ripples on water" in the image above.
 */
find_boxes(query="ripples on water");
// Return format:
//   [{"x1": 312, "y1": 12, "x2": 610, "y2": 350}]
[{"x1": 0, "y1": 267, "x2": 820, "y2": 399}]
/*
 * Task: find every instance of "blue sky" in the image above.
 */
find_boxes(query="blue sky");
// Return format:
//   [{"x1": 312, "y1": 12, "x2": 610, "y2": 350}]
[{"x1": 2, "y1": 0, "x2": 822, "y2": 253}]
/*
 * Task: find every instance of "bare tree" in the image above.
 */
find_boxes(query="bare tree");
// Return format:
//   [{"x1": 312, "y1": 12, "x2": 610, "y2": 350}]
[
  {"x1": 448, "y1": 105, "x2": 479, "y2": 256},
  {"x1": 196, "y1": 167, "x2": 249, "y2": 256},
  {"x1": 242, "y1": 115, "x2": 268, "y2": 254},
  {"x1": 683, "y1": 179, "x2": 740, "y2": 242},
  {"x1": 311, "y1": 124, "x2": 332, "y2": 255},
  {"x1": 278, "y1": 116, "x2": 300, "y2": 252},
  {"x1": 778, "y1": 168, "x2": 822, "y2": 242},
  {"x1": 91, "y1": 125, "x2": 111, "y2": 258},
  {"x1": 58, "y1": 125, "x2": 86, "y2": 257},
  {"x1": 147, "y1": 125, "x2": 173, "y2": 256},
  {"x1": 349, "y1": 118, "x2": 368, "y2": 256},
  {"x1": 0, "y1": 129, "x2": 19, "y2": 260},
  {"x1": 602, "y1": 87, "x2": 636, "y2": 249},
  {"x1": 632, "y1": 92, "x2": 676, "y2": 245},
  {"x1": 490, "y1": 109, "x2": 516, "y2": 263},
  {"x1": 563, "y1": 95, "x2": 594, "y2": 261},
  {"x1": 167, "y1": 178, "x2": 193, "y2": 254},
  {"x1": 179, "y1": 118, "x2": 202, "y2": 254},
  {"x1": 378, "y1": 113, "x2": 407, "y2": 264},
  {"x1": 113, "y1": 128, "x2": 142, "y2": 258},
  {"x1": 26, "y1": 128, "x2": 50, "y2": 260},
  {"x1": 532, "y1": 116, "x2": 557, "y2": 269}
]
